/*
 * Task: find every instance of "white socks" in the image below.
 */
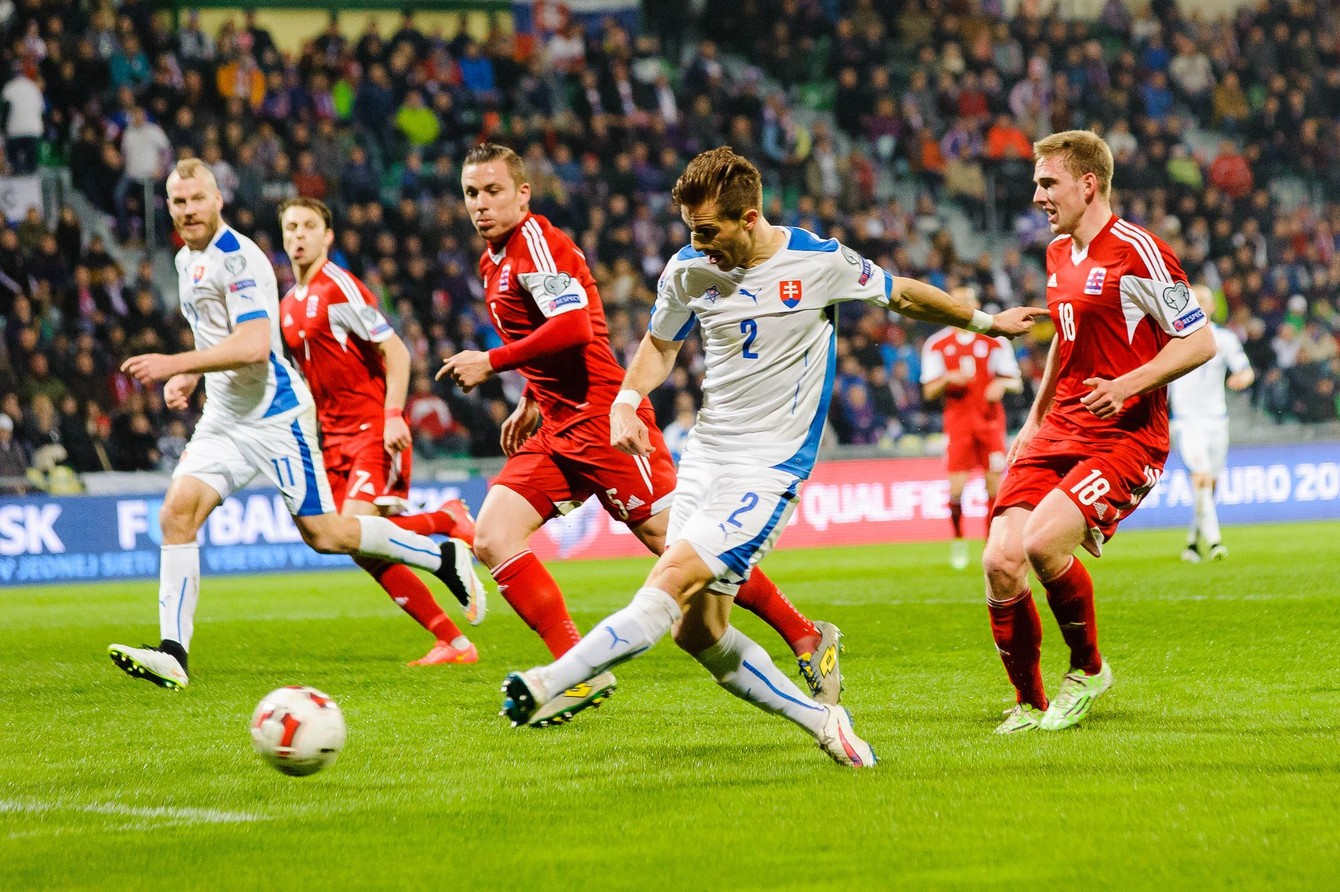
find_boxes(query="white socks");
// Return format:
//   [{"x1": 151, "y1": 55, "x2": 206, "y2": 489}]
[
  {"x1": 535, "y1": 587, "x2": 681, "y2": 696},
  {"x1": 1196, "y1": 485, "x2": 1221, "y2": 547},
  {"x1": 355, "y1": 516, "x2": 443, "y2": 572},
  {"x1": 158, "y1": 543, "x2": 201, "y2": 650},
  {"x1": 692, "y1": 625, "x2": 828, "y2": 735}
]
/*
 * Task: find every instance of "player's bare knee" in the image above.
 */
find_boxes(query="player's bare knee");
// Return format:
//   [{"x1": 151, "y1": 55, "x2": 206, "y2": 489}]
[
  {"x1": 981, "y1": 539, "x2": 1025, "y2": 589},
  {"x1": 1021, "y1": 531, "x2": 1069, "y2": 582},
  {"x1": 470, "y1": 526, "x2": 516, "y2": 570}
]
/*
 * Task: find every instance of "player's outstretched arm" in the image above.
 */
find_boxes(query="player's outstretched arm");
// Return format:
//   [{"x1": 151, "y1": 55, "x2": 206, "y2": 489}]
[
  {"x1": 121, "y1": 318, "x2": 270, "y2": 384},
  {"x1": 610, "y1": 333, "x2": 682, "y2": 456},
  {"x1": 888, "y1": 276, "x2": 1049, "y2": 338},
  {"x1": 1081, "y1": 324, "x2": 1216, "y2": 419}
]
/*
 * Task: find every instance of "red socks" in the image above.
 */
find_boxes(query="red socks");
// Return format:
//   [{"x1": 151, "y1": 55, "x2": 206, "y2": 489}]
[
  {"x1": 386, "y1": 511, "x2": 465, "y2": 538},
  {"x1": 987, "y1": 589, "x2": 1048, "y2": 710},
  {"x1": 735, "y1": 568, "x2": 819, "y2": 655},
  {"x1": 490, "y1": 550, "x2": 581, "y2": 658},
  {"x1": 1042, "y1": 557, "x2": 1103, "y2": 675},
  {"x1": 949, "y1": 499, "x2": 963, "y2": 538},
  {"x1": 355, "y1": 557, "x2": 463, "y2": 643}
]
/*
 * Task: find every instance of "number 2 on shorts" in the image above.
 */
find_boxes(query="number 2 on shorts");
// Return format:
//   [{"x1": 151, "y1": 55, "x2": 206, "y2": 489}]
[{"x1": 726, "y1": 492, "x2": 759, "y2": 527}]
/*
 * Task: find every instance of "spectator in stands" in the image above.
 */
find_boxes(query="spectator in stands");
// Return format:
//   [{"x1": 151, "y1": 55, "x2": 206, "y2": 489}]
[
  {"x1": 115, "y1": 105, "x2": 170, "y2": 240},
  {"x1": 1, "y1": 62, "x2": 44, "y2": 174},
  {"x1": 0, "y1": 411, "x2": 29, "y2": 492}
]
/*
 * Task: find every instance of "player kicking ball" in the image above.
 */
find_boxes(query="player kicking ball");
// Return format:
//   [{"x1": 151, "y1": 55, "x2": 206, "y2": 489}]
[
  {"x1": 108, "y1": 160, "x2": 483, "y2": 689},
  {"x1": 278, "y1": 197, "x2": 484, "y2": 665},
  {"x1": 500, "y1": 147, "x2": 1045, "y2": 765},
  {"x1": 983, "y1": 131, "x2": 1214, "y2": 733}
]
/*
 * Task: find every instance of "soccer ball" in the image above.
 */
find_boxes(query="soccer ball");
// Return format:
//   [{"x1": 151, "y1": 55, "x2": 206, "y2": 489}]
[{"x1": 249, "y1": 686, "x2": 346, "y2": 777}]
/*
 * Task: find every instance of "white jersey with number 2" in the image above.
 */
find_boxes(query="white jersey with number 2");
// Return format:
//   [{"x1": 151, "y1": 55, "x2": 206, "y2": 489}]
[{"x1": 650, "y1": 228, "x2": 890, "y2": 477}]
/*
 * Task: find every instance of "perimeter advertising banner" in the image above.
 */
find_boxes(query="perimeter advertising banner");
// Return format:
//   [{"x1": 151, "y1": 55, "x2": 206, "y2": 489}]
[{"x1": 1, "y1": 443, "x2": 1336, "y2": 586}]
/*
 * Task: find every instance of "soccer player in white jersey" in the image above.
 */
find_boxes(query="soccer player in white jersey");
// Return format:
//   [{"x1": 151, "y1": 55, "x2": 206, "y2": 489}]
[
  {"x1": 1169, "y1": 284, "x2": 1255, "y2": 562},
  {"x1": 498, "y1": 147, "x2": 1046, "y2": 766},
  {"x1": 108, "y1": 159, "x2": 481, "y2": 689}
]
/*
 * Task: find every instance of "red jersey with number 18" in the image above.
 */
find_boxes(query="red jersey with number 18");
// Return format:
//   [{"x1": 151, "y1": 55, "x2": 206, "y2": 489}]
[
  {"x1": 1040, "y1": 215, "x2": 1204, "y2": 457},
  {"x1": 479, "y1": 212, "x2": 624, "y2": 433}
]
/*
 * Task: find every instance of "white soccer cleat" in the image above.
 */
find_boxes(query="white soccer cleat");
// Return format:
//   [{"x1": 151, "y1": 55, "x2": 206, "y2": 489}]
[
  {"x1": 994, "y1": 702, "x2": 1046, "y2": 734},
  {"x1": 108, "y1": 643, "x2": 189, "y2": 689},
  {"x1": 1181, "y1": 546, "x2": 1202, "y2": 564},
  {"x1": 950, "y1": 539, "x2": 970, "y2": 570},
  {"x1": 434, "y1": 538, "x2": 487, "y2": 625},
  {"x1": 1208, "y1": 543, "x2": 1227, "y2": 561},
  {"x1": 525, "y1": 671, "x2": 618, "y2": 728},
  {"x1": 816, "y1": 705, "x2": 877, "y2": 768},
  {"x1": 1039, "y1": 661, "x2": 1112, "y2": 731}
]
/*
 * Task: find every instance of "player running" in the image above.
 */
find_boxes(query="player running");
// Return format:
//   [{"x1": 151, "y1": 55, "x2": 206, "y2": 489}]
[
  {"x1": 983, "y1": 131, "x2": 1215, "y2": 734},
  {"x1": 499, "y1": 147, "x2": 1046, "y2": 765},
  {"x1": 1169, "y1": 284, "x2": 1254, "y2": 563},
  {"x1": 278, "y1": 197, "x2": 484, "y2": 666},
  {"x1": 439, "y1": 143, "x2": 843, "y2": 726},
  {"x1": 920, "y1": 284, "x2": 1022, "y2": 569},
  {"x1": 108, "y1": 160, "x2": 481, "y2": 689}
]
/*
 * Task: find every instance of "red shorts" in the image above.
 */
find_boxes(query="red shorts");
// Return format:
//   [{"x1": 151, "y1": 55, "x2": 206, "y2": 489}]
[
  {"x1": 492, "y1": 407, "x2": 676, "y2": 526},
  {"x1": 944, "y1": 423, "x2": 1007, "y2": 474},
  {"x1": 993, "y1": 435, "x2": 1164, "y2": 551},
  {"x1": 322, "y1": 431, "x2": 411, "y2": 512}
]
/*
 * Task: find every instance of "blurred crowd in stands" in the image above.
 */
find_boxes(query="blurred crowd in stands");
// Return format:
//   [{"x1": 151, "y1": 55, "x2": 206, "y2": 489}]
[{"x1": 0, "y1": 0, "x2": 1338, "y2": 493}]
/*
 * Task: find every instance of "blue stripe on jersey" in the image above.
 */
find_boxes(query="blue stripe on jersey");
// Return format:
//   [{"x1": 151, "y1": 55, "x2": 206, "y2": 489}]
[
  {"x1": 673, "y1": 313, "x2": 697, "y2": 341},
  {"x1": 262, "y1": 353, "x2": 300, "y2": 418},
  {"x1": 235, "y1": 309, "x2": 267, "y2": 324},
  {"x1": 289, "y1": 418, "x2": 325, "y2": 516},
  {"x1": 214, "y1": 229, "x2": 241, "y2": 253},
  {"x1": 717, "y1": 481, "x2": 799, "y2": 576},
  {"x1": 784, "y1": 227, "x2": 839, "y2": 253},
  {"x1": 883, "y1": 270, "x2": 894, "y2": 300},
  {"x1": 773, "y1": 322, "x2": 837, "y2": 477},
  {"x1": 675, "y1": 244, "x2": 706, "y2": 260}
]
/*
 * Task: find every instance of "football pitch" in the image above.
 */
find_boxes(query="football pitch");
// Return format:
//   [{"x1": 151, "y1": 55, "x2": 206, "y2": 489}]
[{"x1": 2, "y1": 521, "x2": 1336, "y2": 890}]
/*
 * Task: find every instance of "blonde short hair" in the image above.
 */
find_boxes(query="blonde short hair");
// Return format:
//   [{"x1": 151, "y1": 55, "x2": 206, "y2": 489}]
[
  {"x1": 1033, "y1": 130, "x2": 1114, "y2": 198},
  {"x1": 168, "y1": 157, "x2": 219, "y2": 192}
]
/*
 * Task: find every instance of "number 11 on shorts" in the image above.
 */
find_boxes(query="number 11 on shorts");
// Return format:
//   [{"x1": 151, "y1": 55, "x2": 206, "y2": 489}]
[{"x1": 271, "y1": 457, "x2": 296, "y2": 487}]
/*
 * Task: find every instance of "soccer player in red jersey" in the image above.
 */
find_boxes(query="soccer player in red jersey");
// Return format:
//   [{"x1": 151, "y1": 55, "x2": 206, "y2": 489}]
[
  {"x1": 982, "y1": 131, "x2": 1214, "y2": 733},
  {"x1": 920, "y1": 284, "x2": 1022, "y2": 570},
  {"x1": 438, "y1": 143, "x2": 840, "y2": 724},
  {"x1": 278, "y1": 197, "x2": 485, "y2": 666}
]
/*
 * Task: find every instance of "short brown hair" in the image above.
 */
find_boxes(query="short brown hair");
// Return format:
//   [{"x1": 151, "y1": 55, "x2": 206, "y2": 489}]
[
  {"x1": 462, "y1": 142, "x2": 527, "y2": 187},
  {"x1": 278, "y1": 196, "x2": 334, "y2": 231},
  {"x1": 671, "y1": 146, "x2": 763, "y2": 220},
  {"x1": 1033, "y1": 130, "x2": 1114, "y2": 198}
]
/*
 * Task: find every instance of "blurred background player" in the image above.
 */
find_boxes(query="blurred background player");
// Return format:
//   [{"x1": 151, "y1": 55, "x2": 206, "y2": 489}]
[
  {"x1": 982, "y1": 131, "x2": 1214, "y2": 734},
  {"x1": 1168, "y1": 284, "x2": 1255, "y2": 563},
  {"x1": 499, "y1": 147, "x2": 1045, "y2": 764},
  {"x1": 279, "y1": 197, "x2": 484, "y2": 666},
  {"x1": 439, "y1": 144, "x2": 841, "y2": 725},
  {"x1": 108, "y1": 160, "x2": 480, "y2": 690},
  {"x1": 920, "y1": 284, "x2": 1022, "y2": 569}
]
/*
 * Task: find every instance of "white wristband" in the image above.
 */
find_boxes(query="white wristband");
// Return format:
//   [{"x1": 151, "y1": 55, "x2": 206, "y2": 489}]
[
  {"x1": 966, "y1": 309, "x2": 994, "y2": 334},
  {"x1": 611, "y1": 389, "x2": 642, "y2": 410}
]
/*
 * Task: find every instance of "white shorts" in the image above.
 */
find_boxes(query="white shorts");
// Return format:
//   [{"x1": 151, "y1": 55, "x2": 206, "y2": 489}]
[
  {"x1": 174, "y1": 407, "x2": 336, "y2": 516},
  {"x1": 1172, "y1": 417, "x2": 1229, "y2": 478},
  {"x1": 668, "y1": 453, "x2": 802, "y2": 595}
]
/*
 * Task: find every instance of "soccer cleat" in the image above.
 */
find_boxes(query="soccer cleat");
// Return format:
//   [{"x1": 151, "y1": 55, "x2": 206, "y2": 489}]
[
  {"x1": 108, "y1": 644, "x2": 189, "y2": 689},
  {"x1": 437, "y1": 497, "x2": 477, "y2": 548},
  {"x1": 1181, "y1": 546, "x2": 1202, "y2": 564},
  {"x1": 994, "y1": 702, "x2": 1046, "y2": 734},
  {"x1": 1039, "y1": 661, "x2": 1113, "y2": 731},
  {"x1": 1208, "y1": 543, "x2": 1227, "y2": 561},
  {"x1": 408, "y1": 640, "x2": 479, "y2": 666},
  {"x1": 950, "y1": 539, "x2": 970, "y2": 570},
  {"x1": 501, "y1": 670, "x2": 618, "y2": 728},
  {"x1": 797, "y1": 621, "x2": 843, "y2": 705},
  {"x1": 816, "y1": 705, "x2": 877, "y2": 768},
  {"x1": 433, "y1": 538, "x2": 487, "y2": 625}
]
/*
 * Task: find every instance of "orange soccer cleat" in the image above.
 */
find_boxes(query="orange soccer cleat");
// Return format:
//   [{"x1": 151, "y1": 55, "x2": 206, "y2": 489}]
[
  {"x1": 408, "y1": 640, "x2": 479, "y2": 666},
  {"x1": 438, "y1": 498, "x2": 477, "y2": 547}
]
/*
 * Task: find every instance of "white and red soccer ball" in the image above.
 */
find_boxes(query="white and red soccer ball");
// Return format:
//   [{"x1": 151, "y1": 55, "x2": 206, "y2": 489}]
[{"x1": 249, "y1": 686, "x2": 346, "y2": 776}]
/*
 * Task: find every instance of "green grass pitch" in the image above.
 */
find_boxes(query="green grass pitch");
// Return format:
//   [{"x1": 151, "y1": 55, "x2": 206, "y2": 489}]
[{"x1": 1, "y1": 521, "x2": 1337, "y2": 890}]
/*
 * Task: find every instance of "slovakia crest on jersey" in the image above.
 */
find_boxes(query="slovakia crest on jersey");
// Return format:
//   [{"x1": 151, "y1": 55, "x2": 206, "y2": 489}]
[
  {"x1": 780, "y1": 280, "x2": 803, "y2": 307},
  {"x1": 1084, "y1": 267, "x2": 1107, "y2": 295},
  {"x1": 192, "y1": 264, "x2": 207, "y2": 284}
]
